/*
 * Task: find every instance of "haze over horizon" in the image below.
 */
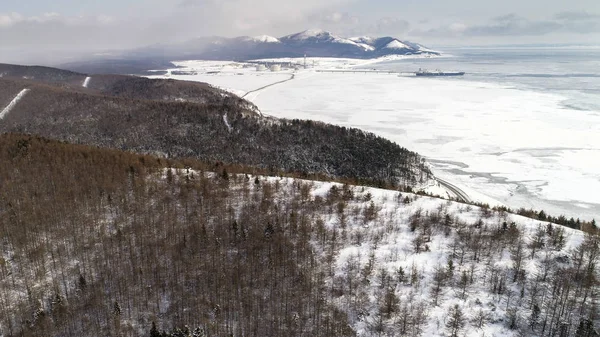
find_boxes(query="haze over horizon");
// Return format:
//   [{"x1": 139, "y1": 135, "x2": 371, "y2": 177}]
[{"x1": 1, "y1": 0, "x2": 599, "y2": 63}]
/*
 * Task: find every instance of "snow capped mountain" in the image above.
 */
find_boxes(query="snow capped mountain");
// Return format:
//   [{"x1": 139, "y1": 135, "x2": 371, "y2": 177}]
[
  {"x1": 280, "y1": 29, "x2": 358, "y2": 46},
  {"x1": 349, "y1": 36, "x2": 376, "y2": 44},
  {"x1": 383, "y1": 39, "x2": 412, "y2": 50},
  {"x1": 248, "y1": 35, "x2": 280, "y2": 43},
  {"x1": 137, "y1": 30, "x2": 439, "y2": 61},
  {"x1": 283, "y1": 28, "x2": 329, "y2": 40}
]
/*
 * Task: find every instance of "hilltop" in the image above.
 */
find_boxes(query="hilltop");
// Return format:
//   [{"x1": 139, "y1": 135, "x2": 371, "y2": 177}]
[{"x1": 0, "y1": 134, "x2": 596, "y2": 337}]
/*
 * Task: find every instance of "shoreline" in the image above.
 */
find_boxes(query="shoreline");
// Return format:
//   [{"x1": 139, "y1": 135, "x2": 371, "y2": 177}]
[{"x1": 147, "y1": 56, "x2": 600, "y2": 221}]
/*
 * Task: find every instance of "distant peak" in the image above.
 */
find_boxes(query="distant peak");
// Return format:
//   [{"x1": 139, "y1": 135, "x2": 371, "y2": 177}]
[
  {"x1": 251, "y1": 35, "x2": 280, "y2": 43},
  {"x1": 349, "y1": 36, "x2": 374, "y2": 43},
  {"x1": 384, "y1": 39, "x2": 411, "y2": 50},
  {"x1": 283, "y1": 29, "x2": 333, "y2": 40},
  {"x1": 302, "y1": 28, "x2": 328, "y2": 36}
]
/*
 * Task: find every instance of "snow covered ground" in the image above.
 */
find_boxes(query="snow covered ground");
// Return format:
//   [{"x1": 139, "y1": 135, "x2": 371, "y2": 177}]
[
  {"x1": 265, "y1": 175, "x2": 588, "y2": 337},
  {"x1": 148, "y1": 60, "x2": 294, "y2": 97},
  {"x1": 147, "y1": 56, "x2": 600, "y2": 220}
]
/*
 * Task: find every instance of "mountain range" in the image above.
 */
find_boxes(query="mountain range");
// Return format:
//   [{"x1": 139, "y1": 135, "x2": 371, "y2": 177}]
[
  {"x1": 137, "y1": 29, "x2": 437, "y2": 60},
  {"x1": 62, "y1": 29, "x2": 438, "y2": 74}
]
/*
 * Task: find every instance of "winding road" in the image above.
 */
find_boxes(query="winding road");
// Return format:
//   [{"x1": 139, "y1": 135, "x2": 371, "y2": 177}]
[
  {"x1": 436, "y1": 177, "x2": 471, "y2": 203},
  {"x1": 242, "y1": 74, "x2": 295, "y2": 99}
]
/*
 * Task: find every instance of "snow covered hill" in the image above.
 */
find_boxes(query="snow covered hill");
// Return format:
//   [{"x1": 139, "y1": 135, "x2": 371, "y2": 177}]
[
  {"x1": 305, "y1": 180, "x2": 594, "y2": 337},
  {"x1": 1, "y1": 135, "x2": 596, "y2": 336},
  {"x1": 244, "y1": 35, "x2": 281, "y2": 43}
]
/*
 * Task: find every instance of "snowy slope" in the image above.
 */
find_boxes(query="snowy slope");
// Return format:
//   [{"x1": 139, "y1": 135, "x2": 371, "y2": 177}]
[
  {"x1": 384, "y1": 39, "x2": 411, "y2": 50},
  {"x1": 281, "y1": 29, "x2": 360, "y2": 46},
  {"x1": 312, "y1": 182, "x2": 585, "y2": 336},
  {"x1": 247, "y1": 175, "x2": 593, "y2": 337},
  {"x1": 247, "y1": 35, "x2": 280, "y2": 43},
  {"x1": 1, "y1": 164, "x2": 595, "y2": 336}
]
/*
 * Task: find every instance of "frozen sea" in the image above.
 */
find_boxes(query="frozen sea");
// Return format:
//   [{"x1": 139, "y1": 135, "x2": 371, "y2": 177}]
[
  {"x1": 251, "y1": 47, "x2": 600, "y2": 221},
  {"x1": 152, "y1": 48, "x2": 600, "y2": 221}
]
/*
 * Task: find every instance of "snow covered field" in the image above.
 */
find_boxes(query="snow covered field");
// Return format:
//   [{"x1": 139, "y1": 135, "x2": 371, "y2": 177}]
[{"x1": 149, "y1": 57, "x2": 600, "y2": 220}]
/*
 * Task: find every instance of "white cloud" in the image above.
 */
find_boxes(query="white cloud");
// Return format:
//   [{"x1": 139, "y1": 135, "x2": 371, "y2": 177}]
[
  {"x1": 449, "y1": 23, "x2": 467, "y2": 33},
  {"x1": 173, "y1": 0, "x2": 355, "y2": 34},
  {"x1": 0, "y1": 13, "x2": 24, "y2": 27},
  {"x1": 322, "y1": 12, "x2": 359, "y2": 25},
  {"x1": 411, "y1": 12, "x2": 600, "y2": 41}
]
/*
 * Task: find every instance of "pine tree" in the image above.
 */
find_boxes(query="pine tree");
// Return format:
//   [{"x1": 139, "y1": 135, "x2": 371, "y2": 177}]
[
  {"x1": 446, "y1": 258, "x2": 455, "y2": 279},
  {"x1": 78, "y1": 274, "x2": 87, "y2": 291},
  {"x1": 457, "y1": 270, "x2": 469, "y2": 299},
  {"x1": 575, "y1": 318, "x2": 598, "y2": 337},
  {"x1": 221, "y1": 168, "x2": 229, "y2": 180},
  {"x1": 192, "y1": 327, "x2": 205, "y2": 337},
  {"x1": 396, "y1": 266, "x2": 406, "y2": 284},
  {"x1": 529, "y1": 304, "x2": 540, "y2": 331},
  {"x1": 150, "y1": 321, "x2": 161, "y2": 337},
  {"x1": 446, "y1": 305, "x2": 465, "y2": 337},
  {"x1": 380, "y1": 286, "x2": 399, "y2": 319},
  {"x1": 113, "y1": 301, "x2": 122, "y2": 316}
]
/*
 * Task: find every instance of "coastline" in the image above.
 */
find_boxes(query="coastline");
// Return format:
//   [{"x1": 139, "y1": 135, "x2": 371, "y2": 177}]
[{"x1": 148, "y1": 54, "x2": 600, "y2": 221}]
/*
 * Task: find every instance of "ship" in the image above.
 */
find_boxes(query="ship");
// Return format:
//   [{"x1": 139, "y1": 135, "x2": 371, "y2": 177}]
[{"x1": 415, "y1": 68, "x2": 465, "y2": 77}]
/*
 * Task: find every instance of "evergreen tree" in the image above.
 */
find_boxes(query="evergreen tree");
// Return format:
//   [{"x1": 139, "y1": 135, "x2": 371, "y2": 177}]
[
  {"x1": 78, "y1": 274, "x2": 87, "y2": 291},
  {"x1": 192, "y1": 327, "x2": 205, "y2": 337},
  {"x1": 575, "y1": 318, "x2": 598, "y2": 337},
  {"x1": 446, "y1": 305, "x2": 465, "y2": 337},
  {"x1": 446, "y1": 259, "x2": 454, "y2": 279},
  {"x1": 150, "y1": 322, "x2": 161, "y2": 337},
  {"x1": 221, "y1": 168, "x2": 229, "y2": 180},
  {"x1": 113, "y1": 301, "x2": 122, "y2": 316},
  {"x1": 529, "y1": 304, "x2": 540, "y2": 331}
]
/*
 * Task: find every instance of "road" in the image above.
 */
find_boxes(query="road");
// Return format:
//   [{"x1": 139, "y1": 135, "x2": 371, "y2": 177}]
[
  {"x1": 436, "y1": 177, "x2": 471, "y2": 203},
  {"x1": 242, "y1": 74, "x2": 295, "y2": 99}
]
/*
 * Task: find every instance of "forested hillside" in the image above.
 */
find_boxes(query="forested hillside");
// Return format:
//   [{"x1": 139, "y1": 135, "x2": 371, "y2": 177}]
[
  {"x1": 0, "y1": 69, "x2": 430, "y2": 187},
  {"x1": 0, "y1": 63, "x2": 86, "y2": 87},
  {"x1": 0, "y1": 63, "x2": 255, "y2": 110},
  {"x1": 0, "y1": 134, "x2": 597, "y2": 337}
]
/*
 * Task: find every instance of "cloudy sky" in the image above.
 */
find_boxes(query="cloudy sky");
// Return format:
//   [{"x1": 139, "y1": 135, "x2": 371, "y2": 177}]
[{"x1": 1, "y1": 0, "x2": 599, "y2": 63}]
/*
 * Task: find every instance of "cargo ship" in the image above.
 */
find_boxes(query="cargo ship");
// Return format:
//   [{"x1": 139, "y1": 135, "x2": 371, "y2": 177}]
[{"x1": 415, "y1": 68, "x2": 465, "y2": 77}]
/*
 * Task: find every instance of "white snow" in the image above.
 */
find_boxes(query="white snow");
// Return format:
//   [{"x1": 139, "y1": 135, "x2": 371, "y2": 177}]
[
  {"x1": 356, "y1": 43, "x2": 376, "y2": 51},
  {"x1": 250, "y1": 35, "x2": 280, "y2": 43},
  {"x1": 255, "y1": 175, "x2": 586, "y2": 337},
  {"x1": 289, "y1": 28, "x2": 328, "y2": 40},
  {"x1": 245, "y1": 70, "x2": 600, "y2": 220},
  {"x1": 415, "y1": 44, "x2": 438, "y2": 53},
  {"x1": 222, "y1": 113, "x2": 233, "y2": 132},
  {"x1": 0, "y1": 88, "x2": 30, "y2": 120},
  {"x1": 285, "y1": 29, "x2": 359, "y2": 46},
  {"x1": 82, "y1": 76, "x2": 91, "y2": 88},
  {"x1": 147, "y1": 60, "x2": 294, "y2": 97},
  {"x1": 147, "y1": 56, "x2": 598, "y2": 220},
  {"x1": 349, "y1": 36, "x2": 376, "y2": 44},
  {"x1": 384, "y1": 40, "x2": 411, "y2": 50}
]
